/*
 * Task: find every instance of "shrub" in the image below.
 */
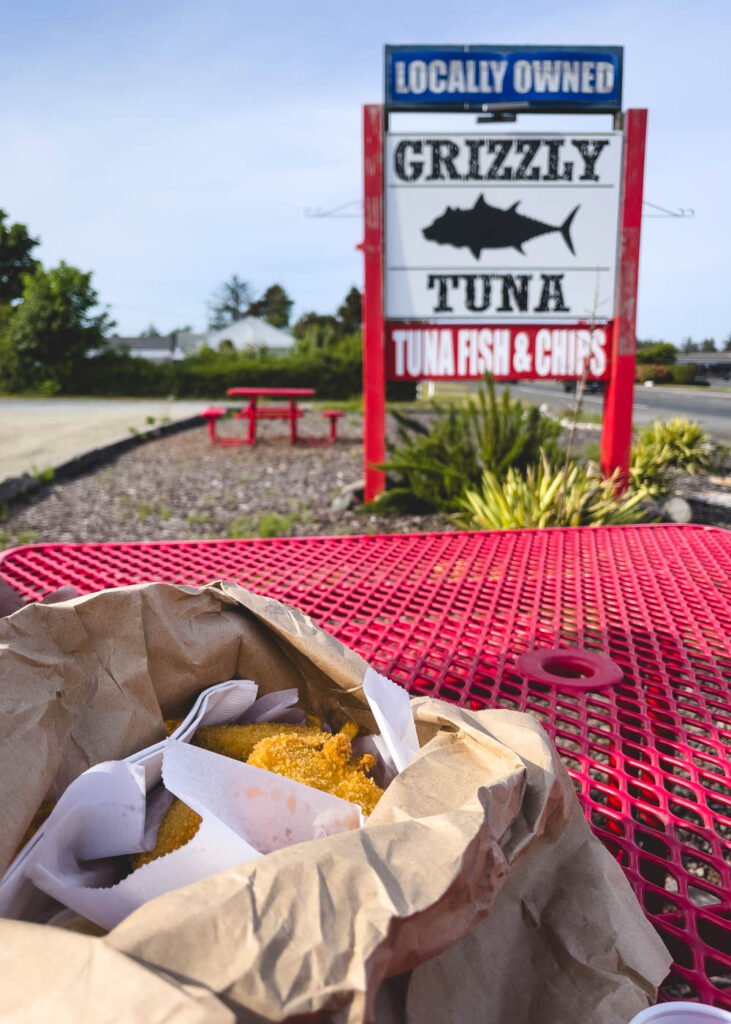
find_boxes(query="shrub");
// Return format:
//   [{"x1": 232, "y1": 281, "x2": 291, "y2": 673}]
[
  {"x1": 473, "y1": 373, "x2": 561, "y2": 474},
  {"x1": 371, "y1": 403, "x2": 481, "y2": 514},
  {"x1": 668, "y1": 364, "x2": 697, "y2": 385},
  {"x1": 636, "y1": 343, "x2": 676, "y2": 365},
  {"x1": 369, "y1": 374, "x2": 561, "y2": 515},
  {"x1": 456, "y1": 453, "x2": 650, "y2": 530},
  {"x1": 629, "y1": 418, "x2": 717, "y2": 497},
  {"x1": 257, "y1": 512, "x2": 296, "y2": 538},
  {"x1": 636, "y1": 365, "x2": 672, "y2": 384}
]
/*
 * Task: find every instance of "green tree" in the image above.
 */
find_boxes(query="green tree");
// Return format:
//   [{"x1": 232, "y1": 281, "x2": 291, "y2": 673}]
[
  {"x1": 292, "y1": 286, "x2": 363, "y2": 351},
  {"x1": 337, "y1": 286, "x2": 362, "y2": 333},
  {"x1": 700, "y1": 337, "x2": 717, "y2": 352},
  {"x1": 208, "y1": 274, "x2": 253, "y2": 329},
  {"x1": 723, "y1": 333, "x2": 731, "y2": 352},
  {"x1": 681, "y1": 337, "x2": 699, "y2": 353},
  {"x1": 1, "y1": 261, "x2": 115, "y2": 389},
  {"x1": 247, "y1": 283, "x2": 293, "y2": 328},
  {"x1": 292, "y1": 312, "x2": 340, "y2": 351},
  {"x1": 141, "y1": 323, "x2": 160, "y2": 337},
  {"x1": 0, "y1": 209, "x2": 40, "y2": 304}
]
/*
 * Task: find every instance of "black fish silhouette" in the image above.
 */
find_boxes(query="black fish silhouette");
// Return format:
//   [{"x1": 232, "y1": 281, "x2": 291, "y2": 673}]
[{"x1": 422, "y1": 194, "x2": 580, "y2": 259}]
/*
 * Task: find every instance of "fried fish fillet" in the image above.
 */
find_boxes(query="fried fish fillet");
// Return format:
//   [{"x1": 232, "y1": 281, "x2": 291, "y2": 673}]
[
  {"x1": 130, "y1": 719, "x2": 380, "y2": 871},
  {"x1": 130, "y1": 798, "x2": 202, "y2": 869},
  {"x1": 247, "y1": 731, "x2": 383, "y2": 815},
  {"x1": 192, "y1": 722, "x2": 325, "y2": 761}
]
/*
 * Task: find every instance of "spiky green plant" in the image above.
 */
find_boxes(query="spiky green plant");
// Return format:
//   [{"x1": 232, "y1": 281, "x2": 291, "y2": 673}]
[
  {"x1": 469, "y1": 372, "x2": 561, "y2": 477},
  {"x1": 456, "y1": 453, "x2": 650, "y2": 530},
  {"x1": 369, "y1": 375, "x2": 560, "y2": 515},
  {"x1": 630, "y1": 418, "x2": 717, "y2": 497}
]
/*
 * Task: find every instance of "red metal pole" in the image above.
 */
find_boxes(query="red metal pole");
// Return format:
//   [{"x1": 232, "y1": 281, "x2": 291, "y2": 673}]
[
  {"x1": 600, "y1": 109, "x2": 648, "y2": 486},
  {"x1": 362, "y1": 104, "x2": 386, "y2": 502},
  {"x1": 248, "y1": 396, "x2": 256, "y2": 445}
]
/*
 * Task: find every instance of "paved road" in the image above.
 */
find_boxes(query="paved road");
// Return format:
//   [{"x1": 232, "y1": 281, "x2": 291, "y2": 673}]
[
  {"x1": 0, "y1": 398, "x2": 205, "y2": 481},
  {"x1": 1, "y1": 386, "x2": 728, "y2": 484},
  {"x1": 435, "y1": 381, "x2": 731, "y2": 441}
]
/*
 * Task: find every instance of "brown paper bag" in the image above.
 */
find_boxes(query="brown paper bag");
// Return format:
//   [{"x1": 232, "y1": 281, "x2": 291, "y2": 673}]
[{"x1": 0, "y1": 582, "x2": 671, "y2": 1022}]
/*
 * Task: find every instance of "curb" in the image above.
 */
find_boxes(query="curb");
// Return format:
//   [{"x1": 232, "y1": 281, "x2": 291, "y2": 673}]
[{"x1": 0, "y1": 415, "x2": 202, "y2": 506}]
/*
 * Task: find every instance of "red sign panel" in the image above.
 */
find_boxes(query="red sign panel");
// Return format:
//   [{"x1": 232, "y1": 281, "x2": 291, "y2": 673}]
[{"x1": 385, "y1": 322, "x2": 612, "y2": 381}]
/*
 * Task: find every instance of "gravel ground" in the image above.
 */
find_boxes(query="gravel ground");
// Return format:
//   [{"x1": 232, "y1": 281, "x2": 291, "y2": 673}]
[
  {"x1": 0, "y1": 412, "x2": 454, "y2": 546},
  {"x1": 1, "y1": 411, "x2": 728, "y2": 547}
]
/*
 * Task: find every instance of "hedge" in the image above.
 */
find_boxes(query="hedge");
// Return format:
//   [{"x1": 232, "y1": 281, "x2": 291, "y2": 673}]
[
  {"x1": 635, "y1": 342, "x2": 676, "y2": 365},
  {"x1": 636, "y1": 364, "x2": 672, "y2": 384},
  {"x1": 64, "y1": 346, "x2": 417, "y2": 401},
  {"x1": 668, "y1": 364, "x2": 697, "y2": 385},
  {"x1": 634, "y1": 364, "x2": 698, "y2": 385}
]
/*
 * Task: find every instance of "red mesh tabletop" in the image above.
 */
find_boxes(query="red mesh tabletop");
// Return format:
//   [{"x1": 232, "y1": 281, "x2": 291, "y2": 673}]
[{"x1": 1, "y1": 523, "x2": 731, "y2": 1005}]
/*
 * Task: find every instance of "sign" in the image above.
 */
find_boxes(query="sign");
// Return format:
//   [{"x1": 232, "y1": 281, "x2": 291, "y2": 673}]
[
  {"x1": 385, "y1": 45, "x2": 623, "y2": 113},
  {"x1": 361, "y1": 59, "x2": 647, "y2": 500},
  {"x1": 385, "y1": 131, "x2": 623, "y2": 324},
  {"x1": 386, "y1": 323, "x2": 611, "y2": 381}
]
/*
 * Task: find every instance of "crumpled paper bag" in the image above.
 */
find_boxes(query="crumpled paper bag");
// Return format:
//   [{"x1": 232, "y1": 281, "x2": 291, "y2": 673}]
[{"x1": 0, "y1": 581, "x2": 671, "y2": 1023}]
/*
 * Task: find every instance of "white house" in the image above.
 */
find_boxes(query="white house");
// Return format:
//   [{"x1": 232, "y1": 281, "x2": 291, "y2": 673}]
[
  {"x1": 109, "y1": 335, "x2": 185, "y2": 363},
  {"x1": 200, "y1": 317, "x2": 295, "y2": 356},
  {"x1": 110, "y1": 317, "x2": 295, "y2": 363}
]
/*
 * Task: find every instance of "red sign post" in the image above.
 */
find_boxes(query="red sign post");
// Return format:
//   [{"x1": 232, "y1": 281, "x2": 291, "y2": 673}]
[
  {"x1": 599, "y1": 109, "x2": 648, "y2": 484},
  {"x1": 362, "y1": 104, "x2": 386, "y2": 502},
  {"x1": 361, "y1": 105, "x2": 647, "y2": 502}
]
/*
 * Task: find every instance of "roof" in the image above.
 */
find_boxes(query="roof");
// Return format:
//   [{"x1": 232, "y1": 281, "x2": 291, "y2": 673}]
[
  {"x1": 111, "y1": 336, "x2": 177, "y2": 353},
  {"x1": 205, "y1": 316, "x2": 294, "y2": 350},
  {"x1": 677, "y1": 351, "x2": 731, "y2": 365}
]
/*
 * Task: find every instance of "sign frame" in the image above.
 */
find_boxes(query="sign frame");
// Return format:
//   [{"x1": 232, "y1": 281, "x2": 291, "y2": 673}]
[{"x1": 362, "y1": 93, "x2": 646, "y2": 503}]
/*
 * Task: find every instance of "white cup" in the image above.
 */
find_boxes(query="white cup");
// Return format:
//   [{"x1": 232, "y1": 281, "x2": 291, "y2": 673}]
[{"x1": 630, "y1": 1002, "x2": 731, "y2": 1024}]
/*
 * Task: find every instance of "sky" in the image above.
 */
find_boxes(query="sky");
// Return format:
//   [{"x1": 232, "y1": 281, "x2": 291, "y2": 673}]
[{"x1": 0, "y1": 0, "x2": 729, "y2": 344}]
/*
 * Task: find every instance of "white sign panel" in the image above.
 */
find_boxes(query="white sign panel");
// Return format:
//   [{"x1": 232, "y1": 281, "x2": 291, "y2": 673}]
[{"x1": 385, "y1": 131, "x2": 623, "y2": 322}]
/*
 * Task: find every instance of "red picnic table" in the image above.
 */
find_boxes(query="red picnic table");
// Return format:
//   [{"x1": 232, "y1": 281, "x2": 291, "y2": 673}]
[
  {"x1": 1, "y1": 523, "x2": 731, "y2": 1007},
  {"x1": 227, "y1": 387, "x2": 315, "y2": 445},
  {"x1": 199, "y1": 388, "x2": 317, "y2": 446}
]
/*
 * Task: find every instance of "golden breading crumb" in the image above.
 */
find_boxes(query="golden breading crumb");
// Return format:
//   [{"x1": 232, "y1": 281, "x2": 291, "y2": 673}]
[
  {"x1": 192, "y1": 722, "x2": 325, "y2": 761},
  {"x1": 131, "y1": 798, "x2": 202, "y2": 869},
  {"x1": 163, "y1": 718, "x2": 183, "y2": 736},
  {"x1": 247, "y1": 732, "x2": 383, "y2": 815}
]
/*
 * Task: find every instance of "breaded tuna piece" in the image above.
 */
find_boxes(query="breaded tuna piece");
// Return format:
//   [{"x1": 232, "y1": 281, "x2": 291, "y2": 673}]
[
  {"x1": 192, "y1": 722, "x2": 325, "y2": 761},
  {"x1": 247, "y1": 732, "x2": 383, "y2": 815},
  {"x1": 164, "y1": 718, "x2": 183, "y2": 736},
  {"x1": 131, "y1": 798, "x2": 202, "y2": 869}
]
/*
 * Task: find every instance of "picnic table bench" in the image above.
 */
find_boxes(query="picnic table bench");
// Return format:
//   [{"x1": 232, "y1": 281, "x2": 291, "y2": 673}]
[
  {"x1": 1, "y1": 523, "x2": 730, "y2": 1007},
  {"x1": 200, "y1": 389, "x2": 343, "y2": 446}
]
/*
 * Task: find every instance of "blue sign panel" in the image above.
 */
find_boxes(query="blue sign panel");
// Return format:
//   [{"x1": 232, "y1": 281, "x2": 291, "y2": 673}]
[{"x1": 385, "y1": 45, "x2": 623, "y2": 113}]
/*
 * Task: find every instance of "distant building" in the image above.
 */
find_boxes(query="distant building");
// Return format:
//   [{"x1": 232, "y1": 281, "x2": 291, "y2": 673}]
[
  {"x1": 109, "y1": 317, "x2": 295, "y2": 363},
  {"x1": 677, "y1": 351, "x2": 731, "y2": 378},
  {"x1": 200, "y1": 318, "x2": 295, "y2": 356},
  {"x1": 109, "y1": 335, "x2": 186, "y2": 363}
]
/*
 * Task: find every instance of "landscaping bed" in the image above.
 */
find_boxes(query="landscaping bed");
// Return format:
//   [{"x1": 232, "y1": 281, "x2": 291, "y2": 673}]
[
  {"x1": 0, "y1": 412, "x2": 453, "y2": 547},
  {"x1": 1, "y1": 402, "x2": 728, "y2": 550}
]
